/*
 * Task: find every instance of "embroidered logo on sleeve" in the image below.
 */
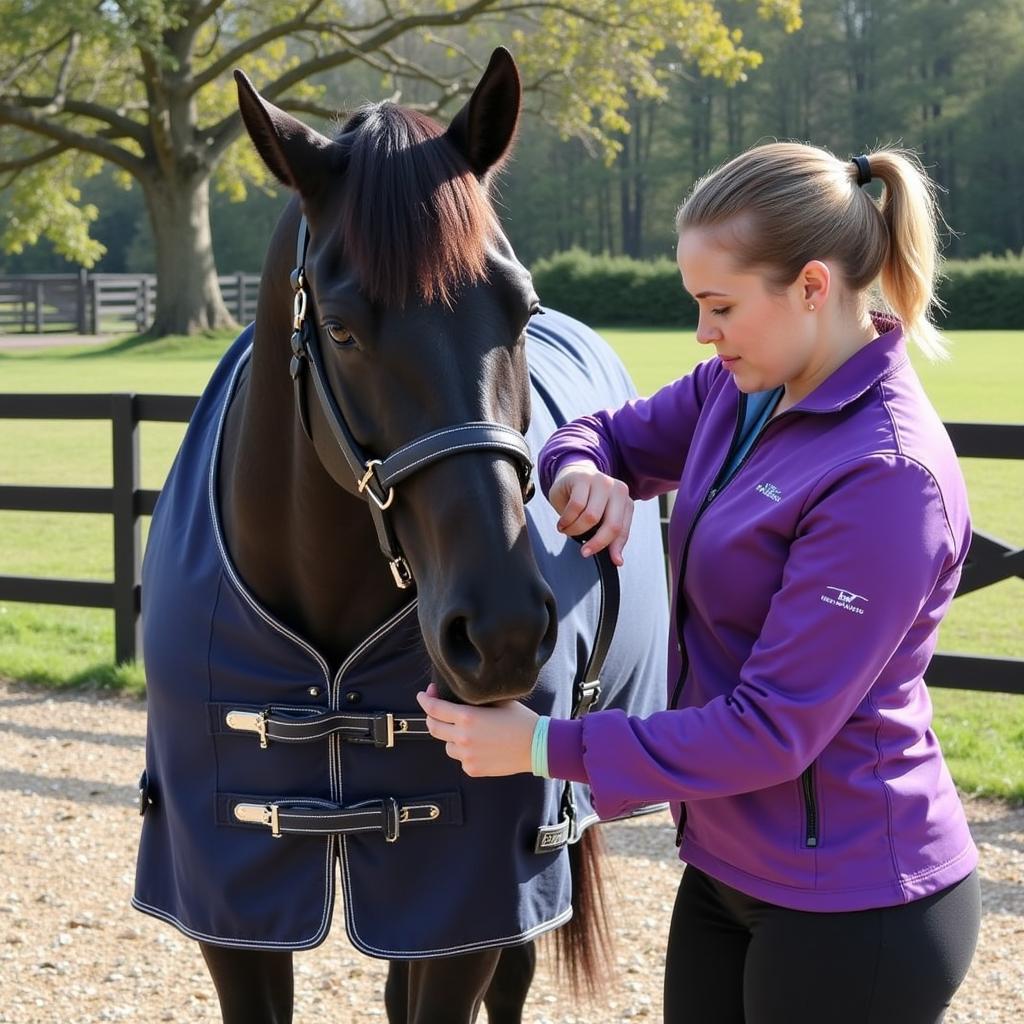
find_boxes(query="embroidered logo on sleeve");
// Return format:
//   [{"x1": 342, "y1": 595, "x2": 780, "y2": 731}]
[
  {"x1": 821, "y1": 587, "x2": 868, "y2": 614},
  {"x1": 755, "y1": 481, "x2": 782, "y2": 502}
]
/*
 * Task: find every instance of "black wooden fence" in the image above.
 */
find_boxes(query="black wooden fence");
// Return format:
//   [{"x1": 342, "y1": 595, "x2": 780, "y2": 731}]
[
  {"x1": 0, "y1": 272, "x2": 260, "y2": 334},
  {"x1": 0, "y1": 393, "x2": 1022, "y2": 694}
]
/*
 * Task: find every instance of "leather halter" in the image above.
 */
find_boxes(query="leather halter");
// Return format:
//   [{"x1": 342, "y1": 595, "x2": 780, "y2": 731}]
[{"x1": 287, "y1": 217, "x2": 535, "y2": 589}]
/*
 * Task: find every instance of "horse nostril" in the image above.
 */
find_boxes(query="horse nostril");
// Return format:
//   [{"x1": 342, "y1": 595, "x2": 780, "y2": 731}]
[
  {"x1": 539, "y1": 593, "x2": 558, "y2": 666},
  {"x1": 441, "y1": 613, "x2": 483, "y2": 680}
]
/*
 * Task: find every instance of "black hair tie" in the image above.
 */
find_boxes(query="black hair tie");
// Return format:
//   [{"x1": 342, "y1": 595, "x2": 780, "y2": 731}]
[{"x1": 852, "y1": 154, "x2": 872, "y2": 187}]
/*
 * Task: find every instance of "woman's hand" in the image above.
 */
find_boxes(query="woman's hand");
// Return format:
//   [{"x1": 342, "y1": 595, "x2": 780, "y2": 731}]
[
  {"x1": 548, "y1": 462, "x2": 634, "y2": 566},
  {"x1": 416, "y1": 683, "x2": 537, "y2": 777}
]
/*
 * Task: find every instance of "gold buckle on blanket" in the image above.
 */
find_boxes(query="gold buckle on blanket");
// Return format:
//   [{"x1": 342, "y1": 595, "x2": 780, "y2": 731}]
[
  {"x1": 225, "y1": 709, "x2": 269, "y2": 749},
  {"x1": 234, "y1": 802, "x2": 281, "y2": 838}
]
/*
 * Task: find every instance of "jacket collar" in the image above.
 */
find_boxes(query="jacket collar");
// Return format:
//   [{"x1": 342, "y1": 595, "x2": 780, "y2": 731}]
[{"x1": 790, "y1": 311, "x2": 908, "y2": 414}]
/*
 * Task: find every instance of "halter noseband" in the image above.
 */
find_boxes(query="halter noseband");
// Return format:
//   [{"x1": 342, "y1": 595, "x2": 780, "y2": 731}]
[{"x1": 287, "y1": 217, "x2": 535, "y2": 590}]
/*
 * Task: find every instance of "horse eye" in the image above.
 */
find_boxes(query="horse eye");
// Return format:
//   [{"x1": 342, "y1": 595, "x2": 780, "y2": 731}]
[{"x1": 324, "y1": 322, "x2": 354, "y2": 346}]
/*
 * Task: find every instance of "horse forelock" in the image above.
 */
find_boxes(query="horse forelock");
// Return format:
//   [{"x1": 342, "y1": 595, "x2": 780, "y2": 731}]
[{"x1": 334, "y1": 103, "x2": 497, "y2": 308}]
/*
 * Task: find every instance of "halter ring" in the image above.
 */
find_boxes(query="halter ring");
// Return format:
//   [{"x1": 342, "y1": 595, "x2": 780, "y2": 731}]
[
  {"x1": 292, "y1": 286, "x2": 307, "y2": 330},
  {"x1": 358, "y1": 459, "x2": 396, "y2": 511}
]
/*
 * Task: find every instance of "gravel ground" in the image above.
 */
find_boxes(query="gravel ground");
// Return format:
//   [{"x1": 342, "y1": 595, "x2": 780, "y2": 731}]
[{"x1": 1, "y1": 679, "x2": 1021, "y2": 1024}]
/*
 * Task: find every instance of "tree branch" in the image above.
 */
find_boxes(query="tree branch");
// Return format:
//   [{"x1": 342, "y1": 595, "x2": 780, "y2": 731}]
[
  {"x1": 259, "y1": 0, "x2": 503, "y2": 102},
  {"x1": 188, "y1": 0, "x2": 329, "y2": 95},
  {"x1": 349, "y1": 42, "x2": 475, "y2": 97},
  {"x1": 203, "y1": 0, "x2": 634, "y2": 160},
  {"x1": 0, "y1": 141, "x2": 70, "y2": 173},
  {"x1": 0, "y1": 103, "x2": 146, "y2": 177},
  {"x1": 186, "y1": 0, "x2": 231, "y2": 29},
  {"x1": 11, "y1": 95, "x2": 148, "y2": 144},
  {"x1": 53, "y1": 32, "x2": 81, "y2": 105},
  {"x1": 0, "y1": 29, "x2": 74, "y2": 94},
  {"x1": 276, "y1": 97, "x2": 342, "y2": 122}
]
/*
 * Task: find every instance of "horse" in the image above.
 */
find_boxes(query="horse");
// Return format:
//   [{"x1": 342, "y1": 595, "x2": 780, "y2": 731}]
[{"x1": 132, "y1": 47, "x2": 668, "y2": 1024}]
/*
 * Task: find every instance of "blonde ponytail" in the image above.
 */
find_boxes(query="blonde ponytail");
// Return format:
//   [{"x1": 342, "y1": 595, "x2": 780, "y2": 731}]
[
  {"x1": 865, "y1": 150, "x2": 948, "y2": 359},
  {"x1": 676, "y1": 142, "x2": 949, "y2": 360}
]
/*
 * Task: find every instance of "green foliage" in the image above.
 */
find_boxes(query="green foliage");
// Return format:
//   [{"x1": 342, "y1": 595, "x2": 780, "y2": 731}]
[
  {"x1": 1, "y1": 152, "x2": 105, "y2": 265},
  {"x1": 532, "y1": 249, "x2": 1024, "y2": 330},
  {"x1": 532, "y1": 249, "x2": 695, "y2": 326},
  {"x1": 937, "y1": 255, "x2": 1024, "y2": 330}
]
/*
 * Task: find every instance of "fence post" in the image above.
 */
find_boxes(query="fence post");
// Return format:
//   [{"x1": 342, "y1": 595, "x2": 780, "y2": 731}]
[
  {"x1": 139, "y1": 278, "x2": 151, "y2": 333},
  {"x1": 90, "y1": 276, "x2": 101, "y2": 334},
  {"x1": 34, "y1": 280, "x2": 44, "y2": 333},
  {"x1": 235, "y1": 271, "x2": 246, "y2": 322},
  {"x1": 111, "y1": 394, "x2": 142, "y2": 662},
  {"x1": 77, "y1": 269, "x2": 89, "y2": 334}
]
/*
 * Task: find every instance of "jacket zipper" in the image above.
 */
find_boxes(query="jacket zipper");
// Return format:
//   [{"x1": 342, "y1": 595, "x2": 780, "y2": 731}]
[
  {"x1": 671, "y1": 390, "x2": 786, "y2": 847},
  {"x1": 668, "y1": 394, "x2": 747, "y2": 712},
  {"x1": 800, "y1": 762, "x2": 819, "y2": 848}
]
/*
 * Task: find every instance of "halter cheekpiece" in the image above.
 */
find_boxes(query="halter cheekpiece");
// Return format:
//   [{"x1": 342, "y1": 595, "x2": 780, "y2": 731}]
[{"x1": 286, "y1": 217, "x2": 535, "y2": 590}]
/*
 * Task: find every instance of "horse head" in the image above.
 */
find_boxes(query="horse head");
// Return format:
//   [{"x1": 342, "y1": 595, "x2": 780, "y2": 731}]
[{"x1": 234, "y1": 49, "x2": 558, "y2": 705}]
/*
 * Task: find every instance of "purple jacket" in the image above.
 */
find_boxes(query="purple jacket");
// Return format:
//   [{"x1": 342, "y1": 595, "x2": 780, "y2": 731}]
[{"x1": 539, "y1": 315, "x2": 978, "y2": 912}]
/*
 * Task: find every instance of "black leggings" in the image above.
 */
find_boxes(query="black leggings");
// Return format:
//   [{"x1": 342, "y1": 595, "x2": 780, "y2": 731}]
[{"x1": 664, "y1": 865, "x2": 980, "y2": 1024}]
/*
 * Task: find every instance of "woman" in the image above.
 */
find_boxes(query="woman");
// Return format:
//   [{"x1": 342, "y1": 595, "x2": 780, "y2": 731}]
[{"x1": 417, "y1": 143, "x2": 981, "y2": 1023}]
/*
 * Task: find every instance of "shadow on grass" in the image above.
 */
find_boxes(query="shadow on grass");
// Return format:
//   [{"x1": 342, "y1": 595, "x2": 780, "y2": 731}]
[
  {"x1": 66, "y1": 328, "x2": 237, "y2": 359},
  {"x1": 0, "y1": 328, "x2": 236, "y2": 362},
  {"x1": 4, "y1": 661, "x2": 146, "y2": 698}
]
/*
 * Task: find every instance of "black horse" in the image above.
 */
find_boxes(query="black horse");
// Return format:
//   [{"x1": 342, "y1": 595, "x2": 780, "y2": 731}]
[{"x1": 133, "y1": 48, "x2": 667, "y2": 1024}]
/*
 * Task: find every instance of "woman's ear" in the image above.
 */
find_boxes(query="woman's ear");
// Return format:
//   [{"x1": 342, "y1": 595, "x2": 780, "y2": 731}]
[{"x1": 801, "y1": 260, "x2": 832, "y2": 308}]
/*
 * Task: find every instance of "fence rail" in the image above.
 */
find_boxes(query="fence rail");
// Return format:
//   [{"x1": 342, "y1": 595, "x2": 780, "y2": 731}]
[
  {"x1": 0, "y1": 393, "x2": 1022, "y2": 694},
  {"x1": 0, "y1": 272, "x2": 260, "y2": 334}
]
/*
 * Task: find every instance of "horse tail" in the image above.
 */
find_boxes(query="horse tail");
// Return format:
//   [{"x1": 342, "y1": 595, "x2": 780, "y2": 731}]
[{"x1": 552, "y1": 827, "x2": 614, "y2": 997}]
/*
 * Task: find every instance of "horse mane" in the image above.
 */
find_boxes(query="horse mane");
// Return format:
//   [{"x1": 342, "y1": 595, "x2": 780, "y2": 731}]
[{"x1": 336, "y1": 103, "x2": 498, "y2": 308}]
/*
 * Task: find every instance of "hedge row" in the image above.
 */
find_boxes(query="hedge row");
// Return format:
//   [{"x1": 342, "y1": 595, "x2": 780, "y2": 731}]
[{"x1": 530, "y1": 249, "x2": 1024, "y2": 330}]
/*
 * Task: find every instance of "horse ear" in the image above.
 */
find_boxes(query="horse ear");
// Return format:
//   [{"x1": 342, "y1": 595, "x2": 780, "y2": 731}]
[
  {"x1": 445, "y1": 47, "x2": 522, "y2": 177},
  {"x1": 234, "y1": 69, "x2": 337, "y2": 197}
]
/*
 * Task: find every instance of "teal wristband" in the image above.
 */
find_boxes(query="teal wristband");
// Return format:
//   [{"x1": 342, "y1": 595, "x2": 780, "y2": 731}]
[{"x1": 530, "y1": 716, "x2": 551, "y2": 778}]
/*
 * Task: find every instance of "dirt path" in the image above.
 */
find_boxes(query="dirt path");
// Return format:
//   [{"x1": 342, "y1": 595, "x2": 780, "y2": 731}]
[
  {"x1": 1, "y1": 679, "x2": 1020, "y2": 1023},
  {"x1": 0, "y1": 333, "x2": 112, "y2": 350}
]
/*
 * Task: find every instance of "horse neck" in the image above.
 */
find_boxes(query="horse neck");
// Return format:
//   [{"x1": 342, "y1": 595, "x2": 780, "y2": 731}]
[{"x1": 217, "y1": 213, "x2": 410, "y2": 670}]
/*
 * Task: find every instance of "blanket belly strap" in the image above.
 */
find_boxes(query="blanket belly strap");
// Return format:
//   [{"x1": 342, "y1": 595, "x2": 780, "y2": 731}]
[
  {"x1": 217, "y1": 791, "x2": 461, "y2": 842},
  {"x1": 209, "y1": 702, "x2": 431, "y2": 749}
]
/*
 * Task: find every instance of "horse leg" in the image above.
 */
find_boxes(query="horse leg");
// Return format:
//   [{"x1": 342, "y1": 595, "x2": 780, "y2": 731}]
[
  {"x1": 385, "y1": 950, "x2": 502, "y2": 1024},
  {"x1": 199, "y1": 941, "x2": 294, "y2": 1024},
  {"x1": 482, "y1": 942, "x2": 537, "y2": 1024}
]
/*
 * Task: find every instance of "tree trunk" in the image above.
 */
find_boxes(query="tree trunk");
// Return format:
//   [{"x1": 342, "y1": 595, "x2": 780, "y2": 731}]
[{"x1": 143, "y1": 172, "x2": 235, "y2": 337}]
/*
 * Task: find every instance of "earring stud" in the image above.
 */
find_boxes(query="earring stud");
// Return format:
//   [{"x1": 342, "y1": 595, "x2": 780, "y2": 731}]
[{"x1": 806, "y1": 303, "x2": 816, "y2": 311}]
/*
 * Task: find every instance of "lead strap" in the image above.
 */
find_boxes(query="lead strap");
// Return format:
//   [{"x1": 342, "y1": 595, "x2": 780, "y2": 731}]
[{"x1": 534, "y1": 537, "x2": 620, "y2": 854}]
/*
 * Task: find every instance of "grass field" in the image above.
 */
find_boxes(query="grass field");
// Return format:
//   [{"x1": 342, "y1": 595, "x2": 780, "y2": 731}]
[{"x1": 1, "y1": 326, "x2": 1022, "y2": 799}]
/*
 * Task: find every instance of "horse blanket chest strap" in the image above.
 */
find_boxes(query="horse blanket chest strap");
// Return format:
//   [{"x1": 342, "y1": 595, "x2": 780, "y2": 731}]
[
  {"x1": 223, "y1": 791, "x2": 460, "y2": 842},
  {"x1": 287, "y1": 216, "x2": 536, "y2": 591},
  {"x1": 213, "y1": 703, "x2": 430, "y2": 749}
]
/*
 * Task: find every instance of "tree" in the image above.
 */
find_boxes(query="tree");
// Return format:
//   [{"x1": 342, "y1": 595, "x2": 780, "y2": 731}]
[{"x1": 0, "y1": 0, "x2": 800, "y2": 335}]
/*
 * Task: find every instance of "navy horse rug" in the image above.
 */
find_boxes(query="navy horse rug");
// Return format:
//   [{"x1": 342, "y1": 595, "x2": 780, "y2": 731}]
[{"x1": 133, "y1": 308, "x2": 668, "y2": 957}]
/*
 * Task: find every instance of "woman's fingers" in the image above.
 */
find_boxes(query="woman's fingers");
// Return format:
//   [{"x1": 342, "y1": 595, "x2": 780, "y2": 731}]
[
  {"x1": 609, "y1": 499, "x2": 634, "y2": 566},
  {"x1": 417, "y1": 689, "x2": 463, "y2": 728},
  {"x1": 550, "y1": 466, "x2": 633, "y2": 561},
  {"x1": 556, "y1": 478, "x2": 598, "y2": 535},
  {"x1": 579, "y1": 481, "x2": 633, "y2": 563},
  {"x1": 415, "y1": 690, "x2": 536, "y2": 777}
]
